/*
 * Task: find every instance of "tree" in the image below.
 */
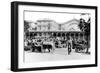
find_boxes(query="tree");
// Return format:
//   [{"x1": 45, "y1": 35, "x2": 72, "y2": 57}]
[
  {"x1": 24, "y1": 20, "x2": 30, "y2": 33},
  {"x1": 24, "y1": 21, "x2": 30, "y2": 39},
  {"x1": 78, "y1": 18, "x2": 85, "y2": 32},
  {"x1": 78, "y1": 18, "x2": 90, "y2": 34},
  {"x1": 78, "y1": 18, "x2": 91, "y2": 54}
]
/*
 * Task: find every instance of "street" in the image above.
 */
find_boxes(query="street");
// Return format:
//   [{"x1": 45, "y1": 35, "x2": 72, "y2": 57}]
[{"x1": 24, "y1": 48, "x2": 91, "y2": 63}]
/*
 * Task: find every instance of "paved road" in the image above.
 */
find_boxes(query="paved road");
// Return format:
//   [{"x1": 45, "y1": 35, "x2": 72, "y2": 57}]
[{"x1": 24, "y1": 48, "x2": 91, "y2": 63}]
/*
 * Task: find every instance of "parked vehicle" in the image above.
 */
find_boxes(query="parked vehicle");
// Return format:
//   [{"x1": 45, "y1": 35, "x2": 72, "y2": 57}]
[{"x1": 72, "y1": 40, "x2": 87, "y2": 52}]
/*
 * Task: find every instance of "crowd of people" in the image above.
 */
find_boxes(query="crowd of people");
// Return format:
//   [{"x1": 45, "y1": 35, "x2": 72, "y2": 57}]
[{"x1": 24, "y1": 33, "x2": 89, "y2": 55}]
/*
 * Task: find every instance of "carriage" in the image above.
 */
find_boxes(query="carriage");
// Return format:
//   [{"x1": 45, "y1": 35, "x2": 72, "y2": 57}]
[
  {"x1": 30, "y1": 39, "x2": 54, "y2": 53},
  {"x1": 72, "y1": 40, "x2": 88, "y2": 53}
]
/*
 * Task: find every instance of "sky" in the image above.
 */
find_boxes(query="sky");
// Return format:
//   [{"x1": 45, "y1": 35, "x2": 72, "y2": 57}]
[{"x1": 24, "y1": 11, "x2": 90, "y2": 23}]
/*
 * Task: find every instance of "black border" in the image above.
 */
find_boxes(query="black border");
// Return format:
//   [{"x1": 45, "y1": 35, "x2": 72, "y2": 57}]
[{"x1": 11, "y1": 1, "x2": 98, "y2": 72}]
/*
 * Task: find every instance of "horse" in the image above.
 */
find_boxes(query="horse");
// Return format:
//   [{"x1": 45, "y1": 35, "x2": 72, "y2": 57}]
[
  {"x1": 42, "y1": 44, "x2": 53, "y2": 53},
  {"x1": 31, "y1": 42, "x2": 42, "y2": 52}
]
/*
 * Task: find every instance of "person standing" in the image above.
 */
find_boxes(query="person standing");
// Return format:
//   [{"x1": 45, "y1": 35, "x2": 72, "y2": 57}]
[{"x1": 68, "y1": 38, "x2": 72, "y2": 55}]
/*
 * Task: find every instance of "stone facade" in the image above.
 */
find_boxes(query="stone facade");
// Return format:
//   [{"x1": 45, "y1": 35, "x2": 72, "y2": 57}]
[{"x1": 28, "y1": 18, "x2": 80, "y2": 32}]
